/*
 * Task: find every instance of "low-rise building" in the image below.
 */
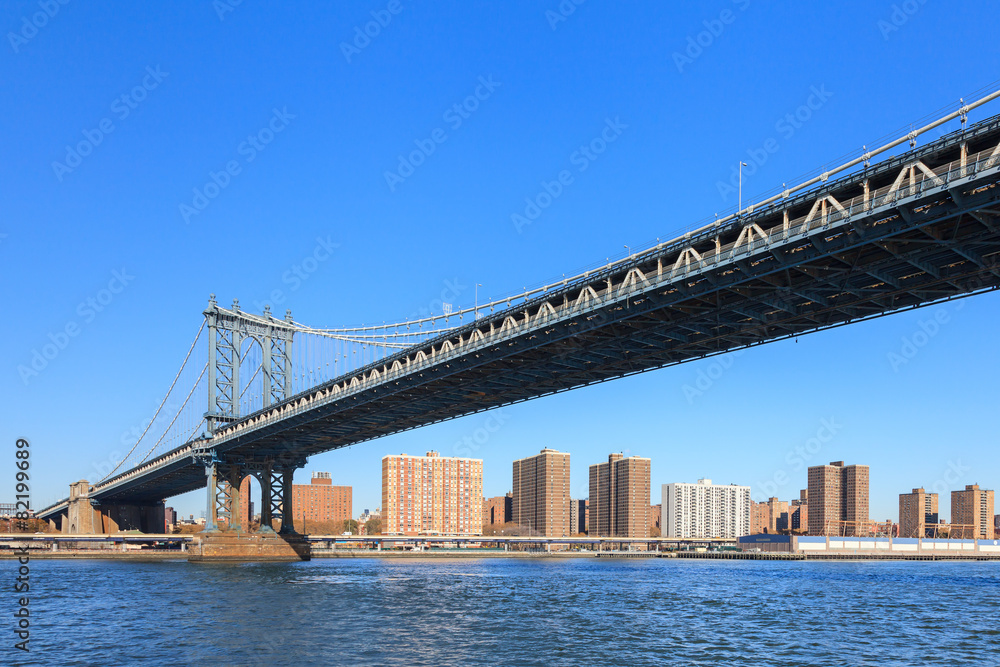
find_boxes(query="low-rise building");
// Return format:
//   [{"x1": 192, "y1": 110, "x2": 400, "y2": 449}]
[
  {"x1": 484, "y1": 494, "x2": 512, "y2": 526},
  {"x1": 750, "y1": 497, "x2": 790, "y2": 535},
  {"x1": 292, "y1": 472, "x2": 353, "y2": 529}
]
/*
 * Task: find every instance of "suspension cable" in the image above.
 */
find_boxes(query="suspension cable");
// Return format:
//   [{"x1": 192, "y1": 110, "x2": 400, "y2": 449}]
[
  {"x1": 98, "y1": 320, "x2": 206, "y2": 482},
  {"x1": 112, "y1": 360, "x2": 209, "y2": 478}
]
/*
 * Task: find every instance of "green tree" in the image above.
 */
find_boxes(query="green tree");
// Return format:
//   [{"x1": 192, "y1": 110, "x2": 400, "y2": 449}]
[
  {"x1": 341, "y1": 519, "x2": 359, "y2": 535},
  {"x1": 364, "y1": 517, "x2": 382, "y2": 535}
]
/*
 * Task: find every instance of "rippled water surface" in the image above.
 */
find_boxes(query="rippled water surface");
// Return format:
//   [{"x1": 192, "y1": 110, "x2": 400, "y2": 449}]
[{"x1": 6, "y1": 557, "x2": 1000, "y2": 665}]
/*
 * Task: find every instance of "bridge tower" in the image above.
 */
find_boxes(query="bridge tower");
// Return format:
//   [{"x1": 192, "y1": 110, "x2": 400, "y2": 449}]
[
  {"x1": 203, "y1": 294, "x2": 295, "y2": 434},
  {"x1": 192, "y1": 296, "x2": 310, "y2": 559}
]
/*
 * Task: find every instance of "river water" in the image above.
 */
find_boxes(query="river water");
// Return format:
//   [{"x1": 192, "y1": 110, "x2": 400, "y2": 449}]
[{"x1": 5, "y1": 557, "x2": 1000, "y2": 665}]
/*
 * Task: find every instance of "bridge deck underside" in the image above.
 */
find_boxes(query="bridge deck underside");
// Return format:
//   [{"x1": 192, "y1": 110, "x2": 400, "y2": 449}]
[{"x1": 88, "y1": 120, "x2": 1000, "y2": 505}]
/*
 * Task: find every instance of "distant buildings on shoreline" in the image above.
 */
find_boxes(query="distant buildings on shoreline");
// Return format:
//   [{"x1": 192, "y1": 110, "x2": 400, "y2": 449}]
[
  {"x1": 663, "y1": 479, "x2": 750, "y2": 539},
  {"x1": 511, "y1": 448, "x2": 571, "y2": 537},
  {"x1": 808, "y1": 461, "x2": 870, "y2": 536},
  {"x1": 382, "y1": 451, "x2": 483, "y2": 536},
  {"x1": 590, "y1": 454, "x2": 651, "y2": 539},
  {"x1": 237, "y1": 451, "x2": 998, "y2": 541}
]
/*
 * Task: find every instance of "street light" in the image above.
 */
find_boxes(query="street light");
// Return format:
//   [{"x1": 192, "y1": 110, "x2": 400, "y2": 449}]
[
  {"x1": 738, "y1": 161, "x2": 748, "y2": 215},
  {"x1": 475, "y1": 283, "x2": 483, "y2": 319},
  {"x1": 624, "y1": 244, "x2": 631, "y2": 258}
]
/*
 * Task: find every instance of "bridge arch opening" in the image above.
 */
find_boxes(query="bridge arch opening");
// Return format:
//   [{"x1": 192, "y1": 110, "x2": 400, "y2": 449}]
[
  {"x1": 242, "y1": 474, "x2": 263, "y2": 532},
  {"x1": 237, "y1": 336, "x2": 266, "y2": 416}
]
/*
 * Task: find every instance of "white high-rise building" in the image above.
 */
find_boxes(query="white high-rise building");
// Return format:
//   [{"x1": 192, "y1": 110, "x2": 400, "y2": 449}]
[{"x1": 662, "y1": 478, "x2": 751, "y2": 539}]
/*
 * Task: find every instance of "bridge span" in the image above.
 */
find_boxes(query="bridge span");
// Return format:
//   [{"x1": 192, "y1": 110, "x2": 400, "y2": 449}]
[{"x1": 38, "y1": 93, "x2": 1000, "y2": 539}]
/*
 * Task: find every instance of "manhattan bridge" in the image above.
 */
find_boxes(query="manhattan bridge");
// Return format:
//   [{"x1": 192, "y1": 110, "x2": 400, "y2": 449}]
[{"x1": 38, "y1": 89, "x2": 1000, "y2": 539}]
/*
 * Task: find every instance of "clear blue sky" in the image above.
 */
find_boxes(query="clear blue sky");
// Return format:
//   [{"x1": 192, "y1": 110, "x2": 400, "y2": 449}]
[{"x1": 3, "y1": 1, "x2": 999, "y2": 524}]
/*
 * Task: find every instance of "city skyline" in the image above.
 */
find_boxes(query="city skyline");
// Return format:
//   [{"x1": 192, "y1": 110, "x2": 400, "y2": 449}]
[
  {"x1": 5, "y1": 2, "x2": 1000, "y2": 664},
  {"x1": 116, "y1": 443, "x2": 995, "y2": 532},
  {"x1": 259, "y1": 451, "x2": 993, "y2": 539},
  {"x1": 6, "y1": 2, "x2": 999, "y2": 534}
]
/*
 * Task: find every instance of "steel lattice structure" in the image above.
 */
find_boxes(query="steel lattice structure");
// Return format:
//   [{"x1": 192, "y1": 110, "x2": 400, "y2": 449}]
[{"x1": 38, "y1": 96, "x2": 1000, "y2": 524}]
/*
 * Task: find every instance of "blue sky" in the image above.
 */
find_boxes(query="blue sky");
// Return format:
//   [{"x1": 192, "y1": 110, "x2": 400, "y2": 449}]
[{"x1": 3, "y1": 0, "x2": 999, "y2": 524}]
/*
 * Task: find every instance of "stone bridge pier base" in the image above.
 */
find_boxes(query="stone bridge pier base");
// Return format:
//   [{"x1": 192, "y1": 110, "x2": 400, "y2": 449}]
[
  {"x1": 64, "y1": 480, "x2": 165, "y2": 534},
  {"x1": 189, "y1": 454, "x2": 310, "y2": 562}
]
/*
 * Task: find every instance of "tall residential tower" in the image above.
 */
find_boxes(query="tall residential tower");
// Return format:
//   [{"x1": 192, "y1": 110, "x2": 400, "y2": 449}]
[
  {"x1": 807, "y1": 461, "x2": 869, "y2": 536},
  {"x1": 589, "y1": 453, "x2": 651, "y2": 538},
  {"x1": 898, "y1": 488, "x2": 938, "y2": 538},
  {"x1": 662, "y1": 479, "x2": 751, "y2": 539},
  {"x1": 382, "y1": 451, "x2": 483, "y2": 536},
  {"x1": 512, "y1": 448, "x2": 571, "y2": 537},
  {"x1": 951, "y1": 484, "x2": 995, "y2": 539}
]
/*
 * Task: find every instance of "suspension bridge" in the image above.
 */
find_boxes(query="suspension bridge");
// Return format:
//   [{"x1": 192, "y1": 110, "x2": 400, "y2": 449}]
[{"x1": 37, "y1": 90, "x2": 1000, "y2": 546}]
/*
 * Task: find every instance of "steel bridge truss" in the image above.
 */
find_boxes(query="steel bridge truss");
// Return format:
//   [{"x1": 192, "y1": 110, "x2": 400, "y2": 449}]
[
  {"x1": 38, "y1": 107, "x2": 1000, "y2": 513},
  {"x1": 198, "y1": 450, "x2": 303, "y2": 534}
]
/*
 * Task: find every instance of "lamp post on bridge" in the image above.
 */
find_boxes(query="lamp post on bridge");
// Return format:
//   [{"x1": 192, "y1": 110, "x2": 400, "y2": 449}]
[{"x1": 738, "y1": 161, "x2": 748, "y2": 216}]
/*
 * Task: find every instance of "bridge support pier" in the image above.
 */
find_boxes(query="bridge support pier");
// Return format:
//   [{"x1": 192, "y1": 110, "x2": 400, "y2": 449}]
[
  {"x1": 191, "y1": 452, "x2": 309, "y2": 561},
  {"x1": 278, "y1": 465, "x2": 296, "y2": 535},
  {"x1": 64, "y1": 480, "x2": 165, "y2": 534}
]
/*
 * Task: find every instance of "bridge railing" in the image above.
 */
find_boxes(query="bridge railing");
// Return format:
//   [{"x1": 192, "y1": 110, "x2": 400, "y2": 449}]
[
  {"x1": 191, "y1": 140, "x2": 1000, "y2": 455},
  {"x1": 673, "y1": 141, "x2": 1000, "y2": 275},
  {"x1": 90, "y1": 121, "x2": 1000, "y2": 499}
]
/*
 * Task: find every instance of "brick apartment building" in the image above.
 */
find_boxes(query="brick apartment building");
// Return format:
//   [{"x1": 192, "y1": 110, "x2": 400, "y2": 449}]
[
  {"x1": 292, "y1": 472, "x2": 352, "y2": 528},
  {"x1": 808, "y1": 461, "x2": 869, "y2": 536},
  {"x1": 484, "y1": 494, "x2": 512, "y2": 526},
  {"x1": 899, "y1": 488, "x2": 939, "y2": 538},
  {"x1": 512, "y1": 448, "x2": 571, "y2": 537},
  {"x1": 589, "y1": 453, "x2": 651, "y2": 539},
  {"x1": 951, "y1": 484, "x2": 995, "y2": 539},
  {"x1": 383, "y1": 451, "x2": 483, "y2": 536}
]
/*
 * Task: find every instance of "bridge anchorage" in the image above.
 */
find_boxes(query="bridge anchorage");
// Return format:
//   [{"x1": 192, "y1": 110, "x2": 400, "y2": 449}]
[{"x1": 35, "y1": 89, "x2": 1000, "y2": 561}]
